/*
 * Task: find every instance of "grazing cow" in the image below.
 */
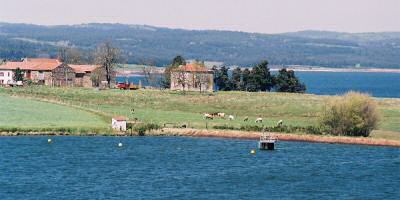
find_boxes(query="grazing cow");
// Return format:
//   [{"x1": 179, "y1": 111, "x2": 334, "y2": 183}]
[
  {"x1": 211, "y1": 112, "x2": 219, "y2": 117},
  {"x1": 244, "y1": 116, "x2": 249, "y2": 122},
  {"x1": 277, "y1": 120, "x2": 283, "y2": 127},
  {"x1": 204, "y1": 113, "x2": 214, "y2": 120},
  {"x1": 255, "y1": 117, "x2": 263, "y2": 123},
  {"x1": 217, "y1": 112, "x2": 226, "y2": 118},
  {"x1": 228, "y1": 115, "x2": 234, "y2": 120}
]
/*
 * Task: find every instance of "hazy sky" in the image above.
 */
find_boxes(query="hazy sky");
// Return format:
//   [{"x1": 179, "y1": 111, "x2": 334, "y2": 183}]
[{"x1": 0, "y1": 0, "x2": 399, "y2": 33}]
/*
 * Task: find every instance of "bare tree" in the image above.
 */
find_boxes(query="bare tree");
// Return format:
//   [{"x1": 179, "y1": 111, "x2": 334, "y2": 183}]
[
  {"x1": 194, "y1": 73, "x2": 210, "y2": 93},
  {"x1": 58, "y1": 47, "x2": 82, "y2": 64},
  {"x1": 174, "y1": 70, "x2": 188, "y2": 93},
  {"x1": 95, "y1": 42, "x2": 120, "y2": 88},
  {"x1": 142, "y1": 66, "x2": 159, "y2": 88}
]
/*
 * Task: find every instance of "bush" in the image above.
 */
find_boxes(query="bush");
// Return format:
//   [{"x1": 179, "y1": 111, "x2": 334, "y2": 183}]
[
  {"x1": 134, "y1": 123, "x2": 160, "y2": 136},
  {"x1": 319, "y1": 92, "x2": 380, "y2": 137}
]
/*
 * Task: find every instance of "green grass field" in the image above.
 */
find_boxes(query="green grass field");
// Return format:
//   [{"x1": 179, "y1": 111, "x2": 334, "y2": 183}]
[
  {"x1": 0, "y1": 94, "x2": 108, "y2": 132},
  {"x1": 1, "y1": 86, "x2": 400, "y2": 140}
]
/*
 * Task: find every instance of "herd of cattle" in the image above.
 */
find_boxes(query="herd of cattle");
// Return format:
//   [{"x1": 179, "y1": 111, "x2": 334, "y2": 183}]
[{"x1": 203, "y1": 112, "x2": 283, "y2": 125}]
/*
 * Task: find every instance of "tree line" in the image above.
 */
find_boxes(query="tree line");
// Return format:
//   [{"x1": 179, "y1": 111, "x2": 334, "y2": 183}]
[{"x1": 213, "y1": 61, "x2": 306, "y2": 93}]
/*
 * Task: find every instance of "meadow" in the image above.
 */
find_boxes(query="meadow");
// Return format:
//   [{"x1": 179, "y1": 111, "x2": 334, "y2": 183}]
[
  {"x1": 0, "y1": 86, "x2": 399, "y2": 140},
  {"x1": 0, "y1": 94, "x2": 109, "y2": 133}
]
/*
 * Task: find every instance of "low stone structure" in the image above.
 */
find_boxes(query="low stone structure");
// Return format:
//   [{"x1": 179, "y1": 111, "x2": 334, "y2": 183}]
[{"x1": 112, "y1": 116, "x2": 127, "y2": 131}]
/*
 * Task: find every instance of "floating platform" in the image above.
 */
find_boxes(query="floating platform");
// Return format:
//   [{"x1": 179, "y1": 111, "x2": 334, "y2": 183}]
[{"x1": 258, "y1": 133, "x2": 277, "y2": 150}]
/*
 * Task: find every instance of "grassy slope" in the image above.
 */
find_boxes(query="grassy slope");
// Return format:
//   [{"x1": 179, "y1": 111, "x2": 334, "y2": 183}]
[
  {"x1": 1, "y1": 86, "x2": 399, "y2": 140},
  {"x1": 0, "y1": 94, "x2": 108, "y2": 132}
]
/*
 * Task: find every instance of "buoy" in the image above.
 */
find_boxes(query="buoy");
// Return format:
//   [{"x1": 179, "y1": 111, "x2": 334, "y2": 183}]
[
  {"x1": 251, "y1": 149, "x2": 256, "y2": 154},
  {"x1": 118, "y1": 143, "x2": 123, "y2": 147},
  {"x1": 47, "y1": 139, "x2": 52, "y2": 143}
]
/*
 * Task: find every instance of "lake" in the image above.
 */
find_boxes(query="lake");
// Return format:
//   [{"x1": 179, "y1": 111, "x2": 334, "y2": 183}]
[
  {"x1": 117, "y1": 71, "x2": 400, "y2": 98},
  {"x1": 296, "y1": 72, "x2": 400, "y2": 98},
  {"x1": 0, "y1": 136, "x2": 399, "y2": 199}
]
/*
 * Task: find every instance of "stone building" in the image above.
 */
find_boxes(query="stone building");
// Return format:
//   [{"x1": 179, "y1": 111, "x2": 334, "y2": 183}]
[
  {"x1": 0, "y1": 58, "x2": 101, "y2": 87},
  {"x1": 170, "y1": 63, "x2": 214, "y2": 92},
  {"x1": 70, "y1": 65, "x2": 100, "y2": 88},
  {"x1": 51, "y1": 63, "x2": 76, "y2": 87}
]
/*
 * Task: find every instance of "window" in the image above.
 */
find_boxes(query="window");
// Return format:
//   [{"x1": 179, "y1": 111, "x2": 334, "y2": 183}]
[
  {"x1": 0, "y1": 72, "x2": 4, "y2": 77},
  {"x1": 7, "y1": 72, "x2": 10, "y2": 77}
]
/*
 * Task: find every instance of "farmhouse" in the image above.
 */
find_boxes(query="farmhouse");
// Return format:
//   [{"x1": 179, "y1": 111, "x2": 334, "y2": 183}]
[
  {"x1": 0, "y1": 58, "x2": 101, "y2": 87},
  {"x1": 0, "y1": 69, "x2": 13, "y2": 85},
  {"x1": 170, "y1": 63, "x2": 214, "y2": 92}
]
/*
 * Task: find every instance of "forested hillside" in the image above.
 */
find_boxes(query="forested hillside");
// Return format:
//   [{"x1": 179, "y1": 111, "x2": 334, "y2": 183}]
[{"x1": 1, "y1": 23, "x2": 400, "y2": 68}]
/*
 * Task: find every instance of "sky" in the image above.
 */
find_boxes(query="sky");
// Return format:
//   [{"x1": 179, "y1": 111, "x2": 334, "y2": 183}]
[{"x1": 0, "y1": 0, "x2": 399, "y2": 34}]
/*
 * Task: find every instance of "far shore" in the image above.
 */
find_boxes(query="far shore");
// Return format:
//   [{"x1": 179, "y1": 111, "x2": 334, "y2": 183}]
[
  {"x1": 116, "y1": 66, "x2": 400, "y2": 77},
  {"x1": 1, "y1": 128, "x2": 399, "y2": 148},
  {"x1": 270, "y1": 66, "x2": 400, "y2": 73}
]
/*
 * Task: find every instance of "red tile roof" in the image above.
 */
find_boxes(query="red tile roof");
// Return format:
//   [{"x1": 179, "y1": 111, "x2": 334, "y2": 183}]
[
  {"x1": 70, "y1": 65, "x2": 99, "y2": 73},
  {"x1": 0, "y1": 60, "x2": 62, "y2": 71},
  {"x1": 173, "y1": 63, "x2": 212, "y2": 72},
  {"x1": 0, "y1": 58, "x2": 99, "y2": 73},
  {"x1": 113, "y1": 116, "x2": 127, "y2": 121}
]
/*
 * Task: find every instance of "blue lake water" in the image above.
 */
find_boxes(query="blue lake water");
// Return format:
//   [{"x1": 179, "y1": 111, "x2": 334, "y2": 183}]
[
  {"x1": 0, "y1": 136, "x2": 399, "y2": 199},
  {"x1": 117, "y1": 72, "x2": 400, "y2": 98},
  {"x1": 296, "y1": 72, "x2": 400, "y2": 98}
]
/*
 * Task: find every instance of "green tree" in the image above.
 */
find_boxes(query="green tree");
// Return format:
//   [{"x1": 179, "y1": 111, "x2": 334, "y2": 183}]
[
  {"x1": 231, "y1": 67, "x2": 242, "y2": 90},
  {"x1": 163, "y1": 55, "x2": 186, "y2": 88},
  {"x1": 249, "y1": 60, "x2": 274, "y2": 92},
  {"x1": 171, "y1": 55, "x2": 186, "y2": 67},
  {"x1": 241, "y1": 68, "x2": 251, "y2": 91},
  {"x1": 274, "y1": 68, "x2": 306, "y2": 93},
  {"x1": 214, "y1": 66, "x2": 231, "y2": 91},
  {"x1": 13, "y1": 67, "x2": 24, "y2": 82}
]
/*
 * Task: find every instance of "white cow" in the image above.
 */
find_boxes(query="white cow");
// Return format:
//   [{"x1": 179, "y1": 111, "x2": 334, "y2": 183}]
[
  {"x1": 277, "y1": 120, "x2": 283, "y2": 126},
  {"x1": 255, "y1": 117, "x2": 263, "y2": 123},
  {"x1": 217, "y1": 112, "x2": 226, "y2": 118},
  {"x1": 204, "y1": 113, "x2": 214, "y2": 120},
  {"x1": 228, "y1": 115, "x2": 235, "y2": 120}
]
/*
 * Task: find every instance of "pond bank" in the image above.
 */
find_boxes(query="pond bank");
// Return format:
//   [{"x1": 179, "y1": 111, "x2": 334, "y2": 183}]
[
  {"x1": 153, "y1": 128, "x2": 400, "y2": 147},
  {"x1": 2, "y1": 128, "x2": 399, "y2": 147}
]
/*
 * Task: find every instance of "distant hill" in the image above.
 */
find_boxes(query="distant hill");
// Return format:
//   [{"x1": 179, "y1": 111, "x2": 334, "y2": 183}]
[{"x1": 1, "y1": 23, "x2": 400, "y2": 68}]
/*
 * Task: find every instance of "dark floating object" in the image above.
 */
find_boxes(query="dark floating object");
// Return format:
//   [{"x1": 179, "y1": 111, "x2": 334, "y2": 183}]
[{"x1": 258, "y1": 132, "x2": 277, "y2": 150}]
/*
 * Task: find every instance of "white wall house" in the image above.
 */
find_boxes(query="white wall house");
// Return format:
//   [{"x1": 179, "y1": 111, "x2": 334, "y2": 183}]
[
  {"x1": 112, "y1": 116, "x2": 127, "y2": 132},
  {"x1": 0, "y1": 70, "x2": 14, "y2": 85}
]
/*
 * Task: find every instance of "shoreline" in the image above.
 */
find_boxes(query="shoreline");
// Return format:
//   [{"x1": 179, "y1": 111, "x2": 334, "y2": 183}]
[
  {"x1": 116, "y1": 67, "x2": 400, "y2": 77},
  {"x1": 154, "y1": 128, "x2": 400, "y2": 147},
  {"x1": 2, "y1": 128, "x2": 400, "y2": 148},
  {"x1": 270, "y1": 67, "x2": 400, "y2": 73}
]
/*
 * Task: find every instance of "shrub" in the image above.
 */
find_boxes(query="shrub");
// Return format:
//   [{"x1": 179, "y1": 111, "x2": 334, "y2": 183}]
[
  {"x1": 319, "y1": 92, "x2": 380, "y2": 137},
  {"x1": 134, "y1": 123, "x2": 160, "y2": 136}
]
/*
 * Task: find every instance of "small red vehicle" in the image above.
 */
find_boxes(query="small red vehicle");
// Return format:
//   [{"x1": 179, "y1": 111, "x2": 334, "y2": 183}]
[{"x1": 116, "y1": 82, "x2": 139, "y2": 90}]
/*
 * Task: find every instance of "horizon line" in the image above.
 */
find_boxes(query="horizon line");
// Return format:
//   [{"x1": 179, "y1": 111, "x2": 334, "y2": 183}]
[{"x1": 1, "y1": 21, "x2": 400, "y2": 35}]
